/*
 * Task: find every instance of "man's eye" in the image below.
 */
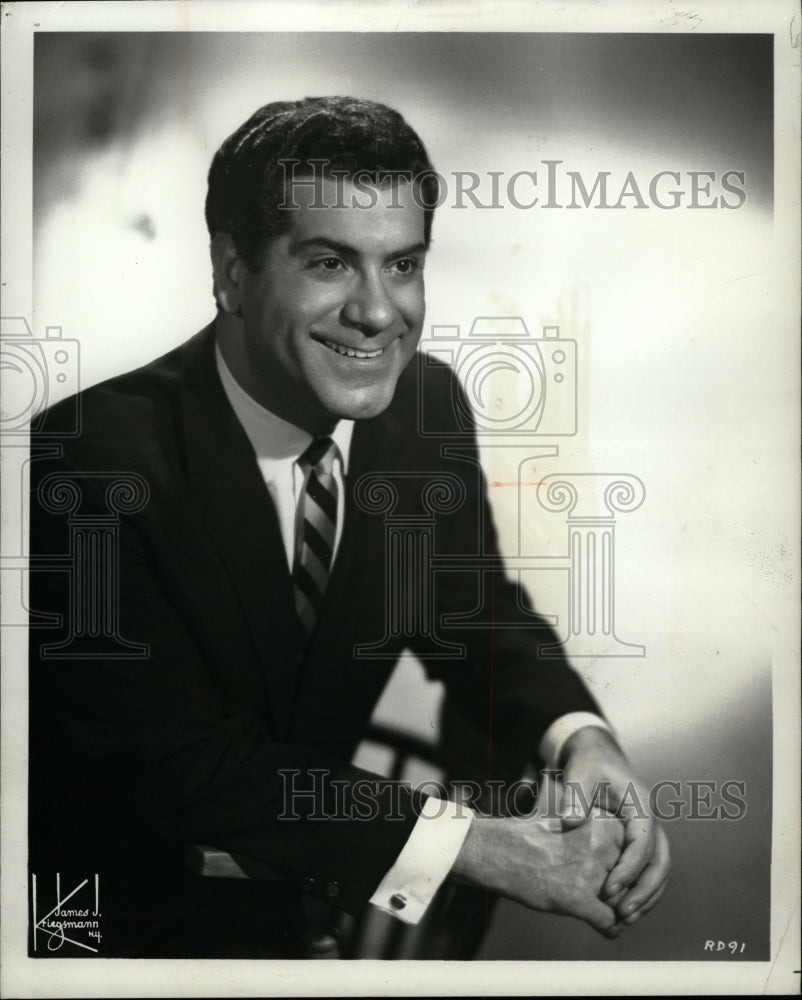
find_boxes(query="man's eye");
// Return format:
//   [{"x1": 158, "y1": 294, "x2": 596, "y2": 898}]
[
  {"x1": 313, "y1": 257, "x2": 346, "y2": 272},
  {"x1": 390, "y1": 257, "x2": 421, "y2": 275}
]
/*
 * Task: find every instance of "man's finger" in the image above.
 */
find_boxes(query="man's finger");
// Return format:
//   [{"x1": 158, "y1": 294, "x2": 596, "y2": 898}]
[
  {"x1": 621, "y1": 875, "x2": 671, "y2": 924},
  {"x1": 602, "y1": 817, "x2": 656, "y2": 896},
  {"x1": 614, "y1": 826, "x2": 671, "y2": 917},
  {"x1": 605, "y1": 885, "x2": 628, "y2": 909},
  {"x1": 574, "y1": 895, "x2": 624, "y2": 939}
]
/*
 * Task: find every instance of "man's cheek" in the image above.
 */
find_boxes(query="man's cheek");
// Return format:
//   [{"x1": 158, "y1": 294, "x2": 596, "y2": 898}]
[
  {"x1": 398, "y1": 280, "x2": 425, "y2": 313},
  {"x1": 291, "y1": 281, "x2": 344, "y2": 321}
]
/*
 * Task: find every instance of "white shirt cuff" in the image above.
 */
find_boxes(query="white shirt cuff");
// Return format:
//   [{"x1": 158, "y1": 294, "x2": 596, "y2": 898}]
[
  {"x1": 368, "y1": 796, "x2": 474, "y2": 925},
  {"x1": 538, "y1": 712, "x2": 612, "y2": 769}
]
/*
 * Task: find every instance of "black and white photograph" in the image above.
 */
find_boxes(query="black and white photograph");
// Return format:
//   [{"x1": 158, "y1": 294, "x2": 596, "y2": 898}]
[{"x1": 1, "y1": 1, "x2": 799, "y2": 996}]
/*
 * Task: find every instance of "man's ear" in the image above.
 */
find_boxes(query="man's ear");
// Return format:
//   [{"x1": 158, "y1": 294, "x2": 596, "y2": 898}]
[{"x1": 210, "y1": 233, "x2": 246, "y2": 316}]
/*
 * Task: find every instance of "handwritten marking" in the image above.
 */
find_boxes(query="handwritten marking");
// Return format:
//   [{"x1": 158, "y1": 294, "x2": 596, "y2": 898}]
[{"x1": 704, "y1": 939, "x2": 746, "y2": 954}]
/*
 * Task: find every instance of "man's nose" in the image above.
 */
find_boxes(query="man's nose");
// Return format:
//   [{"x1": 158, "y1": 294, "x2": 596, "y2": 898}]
[{"x1": 340, "y1": 271, "x2": 397, "y2": 335}]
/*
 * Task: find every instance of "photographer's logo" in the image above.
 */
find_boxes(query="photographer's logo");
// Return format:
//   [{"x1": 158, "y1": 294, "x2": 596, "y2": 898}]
[
  {"x1": 0, "y1": 317, "x2": 80, "y2": 436},
  {"x1": 419, "y1": 317, "x2": 577, "y2": 437},
  {"x1": 31, "y1": 873, "x2": 102, "y2": 954}
]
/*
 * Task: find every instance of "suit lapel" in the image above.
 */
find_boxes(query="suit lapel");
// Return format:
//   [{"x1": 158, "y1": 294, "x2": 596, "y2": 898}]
[{"x1": 177, "y1": 326, "x2": 300, "y2": 737}]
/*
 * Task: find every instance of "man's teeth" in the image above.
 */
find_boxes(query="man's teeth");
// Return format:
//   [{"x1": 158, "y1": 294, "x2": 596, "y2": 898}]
[{"x1": 324, "y1": 340, "x2": 384, "y2": 359}]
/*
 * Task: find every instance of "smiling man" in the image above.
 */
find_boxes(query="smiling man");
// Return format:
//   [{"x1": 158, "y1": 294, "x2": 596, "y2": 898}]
[
  {"x1": 211, "y1": 175, "x2": 427, "y2": 431},
  {"x1": 28, "y1": 97, "x2": 669, "y2": 959}
]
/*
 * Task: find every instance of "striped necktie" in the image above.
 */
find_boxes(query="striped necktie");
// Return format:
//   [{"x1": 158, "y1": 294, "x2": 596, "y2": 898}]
[{"x1": 294, "y1": 436, "x2": 340, "y2": 640}]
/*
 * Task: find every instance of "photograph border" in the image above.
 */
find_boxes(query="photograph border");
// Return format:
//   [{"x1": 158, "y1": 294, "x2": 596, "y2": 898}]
[{"x1": 2, "y1": 1, "x2": 799, "y2": 996}]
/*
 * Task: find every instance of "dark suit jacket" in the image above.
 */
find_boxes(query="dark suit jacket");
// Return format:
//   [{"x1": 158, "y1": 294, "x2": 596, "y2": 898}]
[{"x1": 28, "y1": 323, "x2": 599, "y2": 957}]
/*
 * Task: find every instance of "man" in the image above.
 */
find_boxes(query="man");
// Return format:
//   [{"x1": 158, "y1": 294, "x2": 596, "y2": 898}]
[{"x1": 28, "y1": 96, "x2": 670, "y2": 959}]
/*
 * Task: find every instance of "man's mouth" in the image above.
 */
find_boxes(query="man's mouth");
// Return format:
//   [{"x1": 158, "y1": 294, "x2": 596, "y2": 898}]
[{"x1": 323, "y1": 339, "x2": 384, "y2": 359}]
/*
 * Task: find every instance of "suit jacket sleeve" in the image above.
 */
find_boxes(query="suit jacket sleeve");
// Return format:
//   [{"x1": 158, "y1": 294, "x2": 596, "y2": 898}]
[{"x1": 409, "y1": 366, "x2": 602, "y2": 790}]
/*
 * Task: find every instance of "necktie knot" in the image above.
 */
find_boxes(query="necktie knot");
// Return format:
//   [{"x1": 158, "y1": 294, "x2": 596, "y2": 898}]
[{"x1": 299, "y1": 436, "x2": 338, "y2": 476}]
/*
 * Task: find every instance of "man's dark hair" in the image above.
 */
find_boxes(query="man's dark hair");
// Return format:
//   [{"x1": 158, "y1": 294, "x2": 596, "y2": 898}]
[{"x1": 205, "y1": 96, "x2": 439, "y2": 270}]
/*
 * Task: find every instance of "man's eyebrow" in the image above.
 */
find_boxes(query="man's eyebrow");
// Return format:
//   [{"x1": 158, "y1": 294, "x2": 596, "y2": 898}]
[
  {"x1": 387, "y1": 241, "x2": 428, "y2": 259},
  {"x1": 292, "y1": 237, "x2": 428, "y2": 260}
]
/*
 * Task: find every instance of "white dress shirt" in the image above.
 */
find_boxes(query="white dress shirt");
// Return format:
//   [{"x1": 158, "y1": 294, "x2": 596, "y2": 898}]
[{"x1": 215, "y1": 344, "x2": 611, "y2": 923}]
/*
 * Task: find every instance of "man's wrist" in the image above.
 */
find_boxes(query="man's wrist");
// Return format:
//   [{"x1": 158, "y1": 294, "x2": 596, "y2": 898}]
[
  {"x1": 450, "y1": 814, "x2": 505, "y2": 890},
  {"x1": 539, "y1": 712, "x2": 614, "y2": 770},
  {"x1": 559, "y1": 723, "x2": 624, "y2": 769}
]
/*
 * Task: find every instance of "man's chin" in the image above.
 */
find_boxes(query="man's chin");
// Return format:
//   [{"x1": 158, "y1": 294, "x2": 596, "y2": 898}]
[{"x1": 326, "y1": 385, "x2": 398, "y2": 423}]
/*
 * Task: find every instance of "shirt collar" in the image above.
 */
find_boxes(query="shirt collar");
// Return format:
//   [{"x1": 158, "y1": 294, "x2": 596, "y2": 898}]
[{"x1": 215, "y1": 343, "x2": 354, "y2": 479}]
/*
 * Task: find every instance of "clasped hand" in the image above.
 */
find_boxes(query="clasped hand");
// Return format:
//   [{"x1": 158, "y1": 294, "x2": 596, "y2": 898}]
[
  {"x1": 453, "y1": 805, "x2": 626, "y2": 937},
  {"x1": 556, "y1": 726, "x2": 672, "y2": 929},
  {"x1": 451, "y1": 727, "x2": 671, "y2": 938}
]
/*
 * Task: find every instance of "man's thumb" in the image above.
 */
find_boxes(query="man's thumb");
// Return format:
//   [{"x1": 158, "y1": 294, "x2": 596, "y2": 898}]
[{"x1": 559, "y1": 776, "x2": 590, "y2": 828}]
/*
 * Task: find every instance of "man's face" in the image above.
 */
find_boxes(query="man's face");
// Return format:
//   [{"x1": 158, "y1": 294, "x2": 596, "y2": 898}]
[{"x1": 227, "y1": 177, "x2": 427, "y2": 433}]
